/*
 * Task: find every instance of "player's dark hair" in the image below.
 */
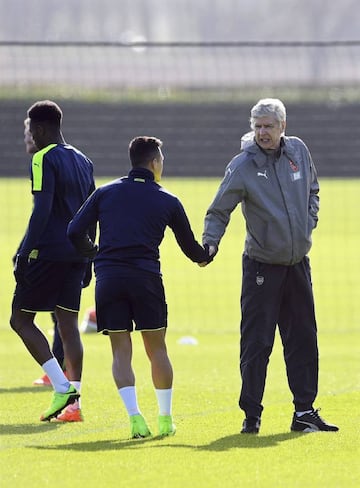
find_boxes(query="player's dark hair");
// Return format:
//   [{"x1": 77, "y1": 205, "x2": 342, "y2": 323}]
[
  {"x1": 27, "y1": 100, "x2": 63, "y2": 128},
  {"x1": 129, "y1": 136, "x2": 163, "y2": 168}
]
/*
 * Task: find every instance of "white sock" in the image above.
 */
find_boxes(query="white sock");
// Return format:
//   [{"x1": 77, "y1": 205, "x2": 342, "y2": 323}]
[
  {"x1": 70, "y1": 381, "x2": 81, "y2": 408},
  {"x1": 42, "y1": 358, "x2": 70, "y2": 393},
  {"x1": 296, "y1": 409, "x2": 313, "y2": 417},
  {"x1": 155, "y1": 388, "x2": 173, "y2": 416},
  {"x1": 119, "y1": 386, "x2": 140, "y2": 416},
  {"x1": 70, "y1": 381, "x2": 81, "y2": 392}
]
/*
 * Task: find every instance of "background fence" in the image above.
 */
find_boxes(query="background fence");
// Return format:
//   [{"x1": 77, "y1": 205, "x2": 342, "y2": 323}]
[{"x1": 1, "y1": 41, "x2": 360, "y2": 178}]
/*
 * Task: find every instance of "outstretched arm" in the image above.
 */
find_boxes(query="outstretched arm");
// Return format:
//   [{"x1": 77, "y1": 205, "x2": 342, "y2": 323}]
[{"x1": 169, "y1": 199, "x2": 212, "y2": 264}]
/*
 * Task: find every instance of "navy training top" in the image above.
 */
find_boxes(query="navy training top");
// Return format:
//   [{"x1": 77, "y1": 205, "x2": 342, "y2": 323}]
[
  {"x1": 18, "y1": 143, "x2": 95, "y2": 262},
  {"x1": 68, "y1": 167, "x2": 208, "y2": 276}
]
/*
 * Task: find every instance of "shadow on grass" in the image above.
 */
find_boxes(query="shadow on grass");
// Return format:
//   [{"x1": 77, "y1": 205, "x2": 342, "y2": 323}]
[
  {"x1": 195, "y1": 432, "x2": 303, "y2": 450},
  {"x1": 0, "y1": 386, "x2": 48, "y2": 394},
  {"x1": 27, "y1": 431, "x2": 304, "y2": 452},
  {"x1": 29, "y1": 436, "x2": 160, "y2": 451},
  {"x1": 0, "y1": 423, "x2": 60, "y2": 435}
]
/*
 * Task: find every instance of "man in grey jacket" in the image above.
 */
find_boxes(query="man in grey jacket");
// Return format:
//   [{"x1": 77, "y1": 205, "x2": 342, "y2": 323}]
[{"x1": 203, "y1": 98, "x2": 338, "y2": 434}]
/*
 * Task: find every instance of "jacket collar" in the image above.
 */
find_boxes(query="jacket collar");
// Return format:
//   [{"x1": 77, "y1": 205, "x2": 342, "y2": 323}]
[
  {"x1": 245, "y1": 137, "x2": 291, "y2": 168},
  {"x1": 128, "y1": 167, "x2": 155, "y2": 182}
]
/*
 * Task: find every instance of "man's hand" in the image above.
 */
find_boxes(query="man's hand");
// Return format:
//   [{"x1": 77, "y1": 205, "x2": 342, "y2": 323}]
[
  {"x1": 82, "y1": 261, "x2": 93, "y2": 288},
  {"x1": 13, "y1": 254, "x2": 30, "y2": 285},
  {"x1": 71, "y1": 235, "x2": 98, "y2": 259},
  {"x1": 82, "y1": 243, "x2": 98, "y2": 260},
  {"x1": 198, "y1": 244, "x2": 217, "y2": 267}
]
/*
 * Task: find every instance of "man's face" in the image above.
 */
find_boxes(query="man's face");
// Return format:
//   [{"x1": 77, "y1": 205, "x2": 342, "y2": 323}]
[
  {"x1": 29, "y1": 119, "x2": 45, "y2": 150},
  {"x1": 253, "y1": 115, "x2": 285, "y2": 150},
  {"x1": 24, "y1": 121, "x2": 38, "y2": 155}
]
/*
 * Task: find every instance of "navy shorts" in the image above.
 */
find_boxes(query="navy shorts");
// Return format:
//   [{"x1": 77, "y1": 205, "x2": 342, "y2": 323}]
[
  {"x1": 95, "y1": 271, "x2": 167, "y2": 334},
  {"x1": 12, "y1": 260, "x2": 87, "y2": 313}
]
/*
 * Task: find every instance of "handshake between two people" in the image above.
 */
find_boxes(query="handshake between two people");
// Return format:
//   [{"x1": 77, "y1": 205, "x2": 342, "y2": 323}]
[{"x1": 198, "y1": 243, "x2": 218, "y2": 268}]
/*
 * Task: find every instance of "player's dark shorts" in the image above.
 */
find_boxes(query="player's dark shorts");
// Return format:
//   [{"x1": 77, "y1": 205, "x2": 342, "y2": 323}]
[
  {"x1": 12, "y1": 259, "x2": 87, "y2": 313},
  {"x1": 95, "y1": 271, "x2": 168, "y2": 334}
]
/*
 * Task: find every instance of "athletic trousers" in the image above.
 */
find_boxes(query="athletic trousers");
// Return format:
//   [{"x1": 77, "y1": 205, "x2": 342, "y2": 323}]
[{"x1": 239, "y1": 254, "x2": 319, "y2": 418}]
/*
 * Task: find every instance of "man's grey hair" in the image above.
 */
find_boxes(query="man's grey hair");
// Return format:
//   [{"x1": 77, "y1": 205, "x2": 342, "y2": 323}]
[{"x1": 249, "y1": 98, "x2": 286, "y2": 130}]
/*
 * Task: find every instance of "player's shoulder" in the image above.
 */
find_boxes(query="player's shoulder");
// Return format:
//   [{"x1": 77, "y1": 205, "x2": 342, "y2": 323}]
[
  {"x1": 155, "y1": 185, "x2": 184, "y2": 209},
  {"x1": 156, "y1": 184, "x2": 178, "y2": 200},
  {"x1": 63, "y1": 144, "x2": 93, "y2": 162},
  {"x1": 98, "y1": 177, "x2": 125, "y2": 192},
  {"x1": 86, "y1": 178, "x2": 121, "y2": 204},
  {"x1": 42, "y1": 143, "x2": 75, "y2": 162},
  {"x1": 33, "y1": 143, "x2": 57, "y2": 161}
]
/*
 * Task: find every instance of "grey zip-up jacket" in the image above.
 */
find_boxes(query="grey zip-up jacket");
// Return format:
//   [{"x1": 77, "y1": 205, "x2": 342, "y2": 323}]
[{"x1": 203, "y1": 136, "x2": 319, "y2": 265}]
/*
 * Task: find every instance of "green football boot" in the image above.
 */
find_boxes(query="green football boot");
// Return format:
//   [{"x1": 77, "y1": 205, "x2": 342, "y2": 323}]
[
  {"x1": 130, "y1": 414, "x2": 152, "y2": 439},
  {"x1": 158, "y1": 414, "x2": 176, "y2": 437},
  {"x1": 40, "y1": 385, "x2": 80, "y2": 421}
]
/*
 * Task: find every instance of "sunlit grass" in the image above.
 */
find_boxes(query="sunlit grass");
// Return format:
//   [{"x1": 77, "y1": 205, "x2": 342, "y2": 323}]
[{"x1": 0, "y1": 177, "x2": 359, "y2": 487}]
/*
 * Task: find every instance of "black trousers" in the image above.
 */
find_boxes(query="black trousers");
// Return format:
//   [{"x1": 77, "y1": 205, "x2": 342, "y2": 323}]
[{"x1": 239, "y1": 254, "x2": 319, "y2": 418}]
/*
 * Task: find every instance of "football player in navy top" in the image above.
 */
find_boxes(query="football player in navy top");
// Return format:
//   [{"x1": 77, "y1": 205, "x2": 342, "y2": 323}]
[
  {"x1": 21, "y1": 116, "x2": 68, "y2": 387},
  {"x1": 10, "y1": 100, "x2": 96, "y2": 422},
  {"x1": 68, "y1": 136, "x2": 211, "y2": 438}
]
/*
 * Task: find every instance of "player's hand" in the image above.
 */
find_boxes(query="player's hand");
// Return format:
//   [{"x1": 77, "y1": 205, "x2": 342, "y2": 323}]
[
  {"x1": 82, "y1": 244, "x2": 98, "y2": 260},
  {"x1": 82, "y1": 261, "x2": 93, "y2": 288},
  {"x1": 13, "y1": 254, "x2": 30, "y2": 286},
  {"x1": 72, "y1": 235, "x2": 98, "y2": 259}
]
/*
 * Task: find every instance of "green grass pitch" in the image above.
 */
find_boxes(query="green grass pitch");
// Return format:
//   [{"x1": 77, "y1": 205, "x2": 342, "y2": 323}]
[{"x1": 0, "y1": 177, "x2": 359, "y2": 488}]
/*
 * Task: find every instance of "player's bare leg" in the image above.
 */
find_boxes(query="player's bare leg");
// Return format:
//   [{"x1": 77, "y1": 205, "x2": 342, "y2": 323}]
[
  {"x1": 109, "y1": 331, "x2": 151, "y2": 438},
  {"x1": 51, "y1": 307, "x2": 84, "y2": 422},
  {"x1": 141, "y1": 329, "x2": 173, "y2": 389},
  {"x1": 10, "y1": 308, "x2": 78, "y2": 421},
  {"x1": 109, "y1": 331, "x2": 134, "y2": 387},
  {"x1": 10, "y1": 309, "x2": 53, "y2": 364},
  {"x1": 142, "y1": 329, "x2": 176, "y2": 436},
  {"x1": 55, "y1": 307, "x2": 83, "y2": 382}
]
